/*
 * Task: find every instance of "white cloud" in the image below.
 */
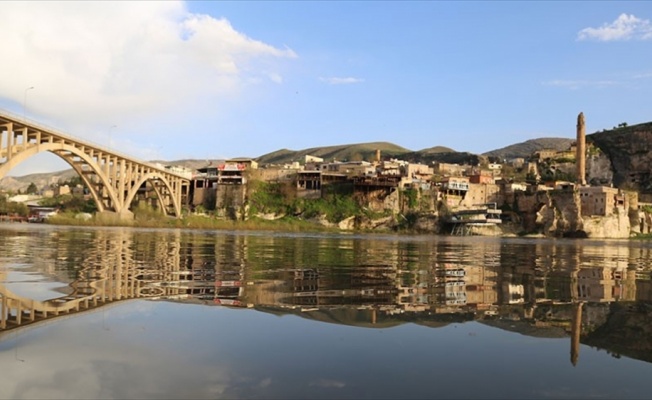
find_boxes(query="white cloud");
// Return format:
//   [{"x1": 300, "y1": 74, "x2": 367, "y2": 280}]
[
  {"x1": 542, "y1": 79, "x2": 618, "y2": 90},
  {"x1": 268, "y1": 73, "x2": 284, "y2": 84},
  {"x1": 633, "y1": 71, "x2": 652, "y2": 79},
  {"x1": 577, "y1": 13, "x2": 652, "y2": 41},
  {"x1": 0, "y1": 1, "x2": 297, "y2": 132},
  {"x1": 319, "y1": 77, "x2": 364, "y2": 85}
]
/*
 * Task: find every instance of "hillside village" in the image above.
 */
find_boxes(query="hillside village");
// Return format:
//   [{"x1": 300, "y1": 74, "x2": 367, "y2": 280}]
[
  {"x1": 164, "y1": 113, "x2": 649, "y2": 238},
  {"x1": 3, "y1": 113, "x2": 652, "y2": 238}
]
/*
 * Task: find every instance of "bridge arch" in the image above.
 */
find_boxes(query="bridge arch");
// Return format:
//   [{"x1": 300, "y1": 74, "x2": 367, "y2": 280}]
[
  {"x1": 125, "y1": 172, "x2": 184, "y2": 218},
  {"x1": 0, "y1": 143, "x2": 120, "y2": 213},
  {"x1": 0, "y1": 109, "x2": 190, "y2": 218}
]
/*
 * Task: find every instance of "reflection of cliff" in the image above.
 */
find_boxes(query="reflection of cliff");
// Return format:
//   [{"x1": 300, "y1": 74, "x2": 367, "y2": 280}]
[
  {"x1": 253, "y1": 305, "x2": 474, "y2": 329},
  {"x1": 583, "y1": 302, "x2": 652, "y2": 363},
  {"x1": 4, "y1": 227, "x2": 652, "y2": 368}
]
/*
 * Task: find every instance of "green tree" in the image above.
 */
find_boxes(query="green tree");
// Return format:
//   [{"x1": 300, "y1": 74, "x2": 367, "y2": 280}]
[{"x1": 25, "y1": 182, "x2": 38, "y2": 194}]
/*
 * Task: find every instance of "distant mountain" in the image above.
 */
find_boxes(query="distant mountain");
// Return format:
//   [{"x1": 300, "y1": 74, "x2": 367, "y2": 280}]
[
  {"x1": 401, "y1": 150, "x2": 482, "y2": 166},
  {"x1": 0, "y1": 169, "x2": 77, "y2": 192},
  {"x1": 149, "y1": 159, "x2": 226, "y2": 171},
  {"x1": 482, "y1": 138, "x2": 574, "y2": 160},
  {"x1": 8, "y1": 124, "x2": 652, "y2": 194},
  {"x1": 255, "y1": 141, "x2": 411, "y2": 165},
  {"x1": 416, "y1": 145, "x2": 456, "y2": 154}
]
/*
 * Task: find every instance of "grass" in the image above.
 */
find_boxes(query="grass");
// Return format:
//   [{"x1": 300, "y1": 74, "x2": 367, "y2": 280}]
[{"x1": 46, "y1": 211, "x2": 344, "y2": 233}]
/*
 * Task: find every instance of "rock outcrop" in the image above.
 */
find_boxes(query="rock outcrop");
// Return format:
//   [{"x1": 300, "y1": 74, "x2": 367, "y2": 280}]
[
  {"x1": 588, "y1": 122, "x2": 652, "y2": 193},
  {"x1": 515, "y1": 189, "x2": 584, "y2": 237}
]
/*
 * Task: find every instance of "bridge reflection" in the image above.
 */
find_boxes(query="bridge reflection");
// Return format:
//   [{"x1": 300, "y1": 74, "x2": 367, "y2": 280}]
[{"x1": 2, "y1": 230, "x2": 652, "y2": 366}]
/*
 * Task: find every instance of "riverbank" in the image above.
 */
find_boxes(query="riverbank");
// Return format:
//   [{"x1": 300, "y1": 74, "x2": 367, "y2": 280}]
[
  {"x1": 45, "y1": 212, "x2": 356, "y2": 234},
  {"x1": 41, "y1": 210, "x2": 650, "y2": 239}
]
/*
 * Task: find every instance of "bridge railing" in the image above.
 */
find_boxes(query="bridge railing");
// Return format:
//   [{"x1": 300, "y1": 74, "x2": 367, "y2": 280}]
[{"x1": 0, "y1": 107, "x2": 189, "y2": 180}]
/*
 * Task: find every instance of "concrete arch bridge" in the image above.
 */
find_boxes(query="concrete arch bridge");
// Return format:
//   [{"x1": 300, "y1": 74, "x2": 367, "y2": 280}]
[{"x1": 0, "y1": 109, "x2": 189, "y2": 219}]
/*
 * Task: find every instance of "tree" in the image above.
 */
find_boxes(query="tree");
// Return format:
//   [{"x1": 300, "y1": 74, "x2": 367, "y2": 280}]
[{"x1": 25, "y1": 182, "x2": 38, "y2": 194}]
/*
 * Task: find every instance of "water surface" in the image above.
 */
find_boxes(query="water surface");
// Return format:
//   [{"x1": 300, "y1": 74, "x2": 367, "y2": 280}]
[{"x1": 1, "y1": 224, "x2": 651, "y2": 399}]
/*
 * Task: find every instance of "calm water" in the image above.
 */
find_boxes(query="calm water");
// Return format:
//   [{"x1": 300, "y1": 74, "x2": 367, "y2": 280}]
[{"x1": 1, "y1": 224, "x2": 652, "y2": 399}]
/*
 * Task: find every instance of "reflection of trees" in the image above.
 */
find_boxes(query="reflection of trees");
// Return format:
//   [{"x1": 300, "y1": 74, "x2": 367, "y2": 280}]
[{"x1": 3, "y1": 229, "x2": 652, "y2": 365}]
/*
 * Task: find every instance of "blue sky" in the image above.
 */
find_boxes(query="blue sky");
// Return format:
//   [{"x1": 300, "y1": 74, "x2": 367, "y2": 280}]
[{"x1": 1, "y1": 1, "x2": 651, "y2": 175}]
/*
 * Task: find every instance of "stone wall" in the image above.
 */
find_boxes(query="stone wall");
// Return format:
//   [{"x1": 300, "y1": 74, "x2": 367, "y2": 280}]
[
  {"x1": 582, "y1": 212, "x2": 630, "y2": 238},
  {"x1": 215, "y1": 184, "x2": 246, "y2": 220},
  {"x1": 515, "y1": 190, "x2": 582, "y2": 237}
]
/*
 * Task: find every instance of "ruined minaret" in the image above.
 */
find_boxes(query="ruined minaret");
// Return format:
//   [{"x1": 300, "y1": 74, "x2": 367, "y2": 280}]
[
  {"x1": 576, "y1": 112, "x2": 586, "y2": 186},
  {"x1": 570, "y1": 301, "x2": 584, "y2": 367}
]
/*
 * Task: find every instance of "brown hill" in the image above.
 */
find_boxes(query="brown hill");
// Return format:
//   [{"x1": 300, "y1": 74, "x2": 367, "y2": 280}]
[
  {"x1": 255, "y1": 141, "x2": 411, "y2": 165},
  {"x1": 483, "y1": 138, "x2": 574, "y2": 160},
  {"x1": 0, "y1": 169, "x2": 78, "y2": 193}
]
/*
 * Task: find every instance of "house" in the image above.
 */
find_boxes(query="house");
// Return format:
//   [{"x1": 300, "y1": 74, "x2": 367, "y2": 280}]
[
  {"x1": 580, "y1": 186, "x2": 626, "y2": 216},
  {"x1": 467, "y1": 169, "x2": 495, "y2": 185},
  {"x1": 296, "y1": 170, "x2": 322, "y2": 199},
  {"x1": 226, "y1": 158, "x2": 258, "y2": 170}
]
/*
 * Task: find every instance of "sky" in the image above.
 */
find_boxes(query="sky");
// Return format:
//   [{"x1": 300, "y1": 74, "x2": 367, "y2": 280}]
[{"x1": 1, "y1": 1, "x2": 651, "y2": 176}]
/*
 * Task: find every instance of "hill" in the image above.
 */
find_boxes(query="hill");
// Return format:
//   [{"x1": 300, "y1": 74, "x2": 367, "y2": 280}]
[
  {"x1": 255, "y1": 141, "x2": 411, "y2": 165},
  {"x1": 415, "y1": 145, "x2": 455, "y2": 154},
  {"x1": 0, "y1": 169, "x2": 78, "y2": 192},
  {"x1": 482, "y1": 138, "x2": 574, "y2": 160},
  {"x1": 588, "y1": 121, "x2": 652, "y2": 192}
]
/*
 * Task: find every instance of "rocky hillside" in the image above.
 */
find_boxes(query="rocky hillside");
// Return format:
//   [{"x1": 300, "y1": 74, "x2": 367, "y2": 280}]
[
  {"x1": 255, "y1": 141, "x2": 411, "y2": 165},
  {"x1": 483, "y1": 137, "x2": 575, "y2": 160},
  {"x1": 588, "y1": 122, "x2": 652, "y2": 193},
  {"x1": 0, "y1": 169, "x2": 78, "y2": 192}
]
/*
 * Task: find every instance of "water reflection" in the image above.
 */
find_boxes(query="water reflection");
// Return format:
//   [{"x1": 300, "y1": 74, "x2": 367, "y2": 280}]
[{"x1": 2, "y1": 225, "x2": 652, "y2": 372}]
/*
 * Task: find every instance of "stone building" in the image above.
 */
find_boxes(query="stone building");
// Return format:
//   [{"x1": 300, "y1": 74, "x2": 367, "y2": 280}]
[{"x1": 579, "y1": 186, "x2": 626, "y2": 216}]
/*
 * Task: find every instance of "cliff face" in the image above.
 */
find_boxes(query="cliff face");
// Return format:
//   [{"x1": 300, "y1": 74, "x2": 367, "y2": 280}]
[
  {"x1": 515, "y1": 190, "x2": 584, "y2": 237},
  {"x1": 586, "y1": 149, "x2": 614, "y2": 186},
  {"x1": 588, "y1": 122, "x2": 652, "y2": 193},
  {"x1": 582, "y1": 213, "x2": 630, "y2": 239}
]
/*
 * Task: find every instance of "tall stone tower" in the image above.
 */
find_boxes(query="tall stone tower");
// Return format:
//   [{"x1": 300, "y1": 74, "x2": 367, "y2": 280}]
[{"x1": 576, "y1": 112, "x2": 586, "y2": 186}]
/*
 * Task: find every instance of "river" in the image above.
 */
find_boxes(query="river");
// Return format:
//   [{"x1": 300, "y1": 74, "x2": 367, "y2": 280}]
[{"x1": 1, "y1": 223, "x2": 651, "y2": 399}]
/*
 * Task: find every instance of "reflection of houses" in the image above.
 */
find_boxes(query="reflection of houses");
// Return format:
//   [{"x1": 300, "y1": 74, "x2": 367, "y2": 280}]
[
  {"x1": 433, "y1": 266, "x2": 467, "y2": 309},
  {"x1": 576, "y1": 267, "x2": 635, "y2": 302},
  {"x1": 287, "y1": 267, "x2": 397, "y2": 307}
]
